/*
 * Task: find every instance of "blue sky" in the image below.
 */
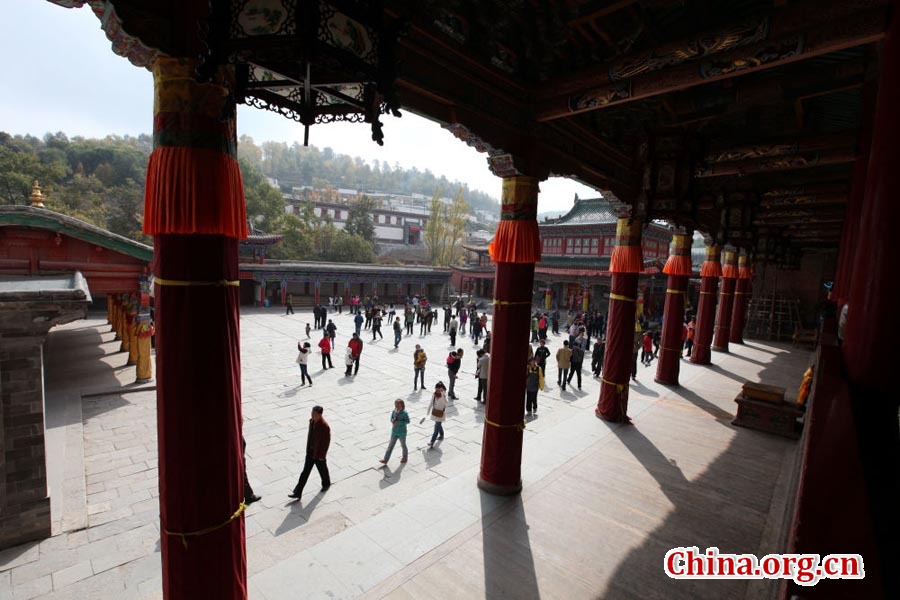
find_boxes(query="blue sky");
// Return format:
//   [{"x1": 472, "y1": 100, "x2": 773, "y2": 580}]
[{"x1": 0, "y1": 1, "x2": 596, "y2": 213}]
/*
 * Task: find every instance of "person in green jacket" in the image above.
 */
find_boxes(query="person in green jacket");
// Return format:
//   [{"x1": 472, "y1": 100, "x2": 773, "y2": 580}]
[{"x1": 379, "y1": 399, "x2": 409, "y2": 464}]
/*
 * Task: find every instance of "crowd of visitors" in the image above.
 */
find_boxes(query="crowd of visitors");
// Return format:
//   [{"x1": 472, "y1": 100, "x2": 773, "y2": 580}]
[{"x1": 269, "y1": 294, "x2": 698, "y2": 503}]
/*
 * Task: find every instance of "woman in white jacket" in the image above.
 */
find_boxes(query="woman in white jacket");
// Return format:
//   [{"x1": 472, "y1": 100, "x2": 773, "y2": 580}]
[
  {"x1": 426, "y1": 382, "x2": 448, "y2": 448},
  {"x1": 296, "y1": 342, "x2": 313, "y2": 386}
]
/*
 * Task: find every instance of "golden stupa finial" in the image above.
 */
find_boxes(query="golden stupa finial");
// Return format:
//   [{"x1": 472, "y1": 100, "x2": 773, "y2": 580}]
[{"x1": 29, "y1": 180, "x2": 45, "y2": 208}]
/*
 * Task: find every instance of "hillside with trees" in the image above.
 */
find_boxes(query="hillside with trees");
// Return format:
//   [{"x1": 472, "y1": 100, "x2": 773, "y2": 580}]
[
  {"x1": 236, "y1": 136, "x2": 499, "y2": 214},
  {"x1": 0, "y1": 131, "x2": 498, "y2": 264}
]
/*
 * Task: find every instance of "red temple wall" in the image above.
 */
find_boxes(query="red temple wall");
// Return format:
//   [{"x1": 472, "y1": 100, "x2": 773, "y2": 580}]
[{"x1": 0, "y1": 226, "x2": 147, "y2": 295}]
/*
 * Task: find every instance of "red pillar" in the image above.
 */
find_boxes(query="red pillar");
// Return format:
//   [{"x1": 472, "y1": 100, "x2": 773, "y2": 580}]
[
  {"x1": 844, "y1": 94, "x2": 900, "y2": 380},
  {"x1": 729, "y1": 253, "x2": 752, "y2": 344},
  {"x1": 712, "y1": 248, "x2": 738, "y2": 352},
  {"x1": 690, "y1": 245, "x2": 721, "y2": 365},
  {"x1": 841, "y1": 4, "x2": 900, "y2": 589},
  {"x1": 479, "y1": 176, "x2": 542, "y2": 495},
  {"x1": 833, "y1": 83, "x2": 876, "y2": 308},
  {"x1": 144, "y1": 58, "x2": 248, "y2": 599},
  {"x1": 596, "y1": 217, "x2": 643, "y2": 422},
  {"x1": 655, "y1": 231, "x2": 692, "y2": 385}
]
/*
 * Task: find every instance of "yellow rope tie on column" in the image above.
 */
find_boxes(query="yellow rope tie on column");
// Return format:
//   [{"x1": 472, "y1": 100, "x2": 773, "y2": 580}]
[
  {"x1": 154, "y1": 277, "x2": 240, "y2": 287},
  {"x1": 164, "y1": 501, "x2": 247, "y2": 549},
  {"x1": 492, "y1": 300, "x2": 533, "y2": 307},
  {"x1": 660, "y1": 346, "x2": 683, "y2": 354},
  {"x1": 699, "y1": 291, "x2": 715, "y2": 295},
  {"x1": 609, "y1": 294, "x2": 636, "y2": 302},
  {"x1": 601, "y1": 377, "x2": 626, "y2": 393},
  {"x1": 484, "y1": 417, "x2": 526, "y2": 431},
  {"x1": 666, "y1": 288, "x2": 689, "y2": 301}
]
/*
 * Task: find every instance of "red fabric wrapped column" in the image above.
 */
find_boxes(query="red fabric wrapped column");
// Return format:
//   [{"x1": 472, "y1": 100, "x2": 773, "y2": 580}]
[
  {"x1": 479, "y1": 176, "x2": 541, "y2": 495},
  {"x1": 729, "y1": 253, "x2": 752, "y2": 344},
  {"x1": 712, "y1": 248, "x2": 738, "y2": 352},
  {"x1": 846, "y1": 0, "x2": 900, "y2": 470},
  {"x1": 596, "y1": 217, "x2": 643, "y2": 422},
  {"x1": 144, "y1": 58, "x2": 249, "y2": 599},
  {"x1": 690, "y1": 245, "x2": 721, "y2": 365},
  {"x1": 655, "y1": 231, "x2": 692, "y2": 385},
  {"x1": 837, "y1": 2, "x2": 900, "y2": 588}
]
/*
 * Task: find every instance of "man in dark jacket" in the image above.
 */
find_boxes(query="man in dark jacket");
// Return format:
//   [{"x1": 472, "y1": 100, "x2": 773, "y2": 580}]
[
  {"x1": 567, "y1": 332, "x2": 587, "y2": 390},
  {"x1": 289, "y1": 406, "x2": 331, "y2": 498},
  {"x1": 534, "y1": 338, "x2": 551, "y2": 370},
  {"x1": 447, "y1": 348, "x2": 463, "y2": 399}
]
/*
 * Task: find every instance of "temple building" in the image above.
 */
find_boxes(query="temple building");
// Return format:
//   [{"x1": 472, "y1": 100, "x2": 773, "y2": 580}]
[{"x1": 452, "y1": 196, "x2": 673, "y2": 314}]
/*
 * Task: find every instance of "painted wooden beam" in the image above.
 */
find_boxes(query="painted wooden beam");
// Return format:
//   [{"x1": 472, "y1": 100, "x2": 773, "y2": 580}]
[{"x1": 536, "y1": 6, "x2": 886, "y2": 122}]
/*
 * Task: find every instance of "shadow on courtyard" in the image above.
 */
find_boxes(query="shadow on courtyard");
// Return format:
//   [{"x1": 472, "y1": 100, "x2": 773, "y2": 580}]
[
  {"x1": 481, "y1": 493, "x2": 541, "y2": 600},
  {"x1": 600, "y1": 343, "x2": 808, "y2": 599}
]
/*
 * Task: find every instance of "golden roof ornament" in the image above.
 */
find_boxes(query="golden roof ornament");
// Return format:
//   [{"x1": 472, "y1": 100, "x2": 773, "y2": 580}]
[{"x1": 29, "y1": 180, "x2": 45, "y2": 208}]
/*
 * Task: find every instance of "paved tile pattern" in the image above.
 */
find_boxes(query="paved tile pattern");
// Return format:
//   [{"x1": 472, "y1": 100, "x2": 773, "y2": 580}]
[{"x1": 0, "y1": 307, "x2": 809, "y2": 599}]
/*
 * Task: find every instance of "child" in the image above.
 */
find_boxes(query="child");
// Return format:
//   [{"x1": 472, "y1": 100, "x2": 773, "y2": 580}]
[
  {"x1": 305, "y1": 323, "x2": 311, "y2": 339},
  {"x1": 642, "y1": 331, "x2": 654, "y2": 366},
  {"x1": 379, "y1": 399, "x2": 409, "y2": 464},
  {"x1": 296, "y1": 342, "x2": 313, "y2": 386},
  {"x1": 344, "y1": 346, "x2": 355, "y2": 376}
]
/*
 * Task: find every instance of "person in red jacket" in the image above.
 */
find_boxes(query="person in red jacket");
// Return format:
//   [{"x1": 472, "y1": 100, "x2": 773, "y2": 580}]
[
  {"x1": 346, "y1": 333, "x2": 364, "y2": 376},
  {"x1": 318, "y1": 331, "x2": 333, "y2": 369},
  {"x1": 642, "y1": 331, "x2": 654, "y2": 366},
  {"x1": 289, "y1": 405, "x2": 331, "y2": 499}
]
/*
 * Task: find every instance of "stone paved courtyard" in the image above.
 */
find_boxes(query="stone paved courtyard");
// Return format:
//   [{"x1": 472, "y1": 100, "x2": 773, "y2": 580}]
[{"x1": 0, "y1": 306, "x2": 809, "y2": 599}]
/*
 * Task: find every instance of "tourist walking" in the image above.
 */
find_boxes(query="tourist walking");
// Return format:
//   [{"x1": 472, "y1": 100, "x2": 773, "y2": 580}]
[
  {"x1": 684, "y1": 318, "x2": 696, "y2": 357},
  {"x1": 379, "y1": 399, "x2": 409, "y2": 464},
  {"x1": 556, "y1": 340, "x2": 572, "y2": 391},
  {"x1": 372, "y1": 311, "x2": 383, "y2": 341},
  {"x1": 534, "y1": 338, "x2": 550, "y2": 371},
  {"x1": 426, "y1": 383, "x2": 448, "y2": 448},
  {"x1": 242, "y1": 436, "x2": 261, "y2": 505},
  {"x1": 405, "y1": 309, "x2": 415, "y2": 335},
  {"x1": 413, "y1": 344, "x2": 427, "y2": 390},
  {"x1": 474, "y1": 349, "x2": 490, "y2": 402},
  {"x1": 446, "y1": 348, "x2": 463, "y2": 400},
  {"x1": 591, "y1": 339, "x2": 604, "y2": 377},
  {"x1": 326, "y1": 319, "x2": 337, "y2": 346},
  {"x1": 641, "y1": 331, "x2": 654, "y2": 366},
  {"x1": 286, "y1": 293, "x2": 294, "y2": 315},
  {"x1": 567, "y1": 332, "x2": 587, "y2": 390},
  {"x1": 525, "y1": 358, "x2": 544, "y2": 415},
  {"x1": 318, "y1": 332, "x2": 333, "y2": 369},
  {"x1": 288, "y1": 406, "x2": 331, "y2": 499},
  {"x1": 346, "y1": 333, "x2": 363, "y2": 376},
  {"x1": 296, "y1": 341, "x2": 313, "y2": 386},
  {"x1": 305, "y1": 322, "x2": 311, "y2": 339},
  {"x1": 472, "y1": 318, "x2": 483, "y2": 345},
  {"x1": 448, "y1": 315, "x2": 458, "y2": 346},
  {"x1": 632, "y1": 329, "x2": 642, "y2": 380},
  {"x1": 393, "y1": 317, "x2": 402, "y2": 348},
  {"x1": 354, "y1": 311, "x2": 363, "y2": 335}
]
